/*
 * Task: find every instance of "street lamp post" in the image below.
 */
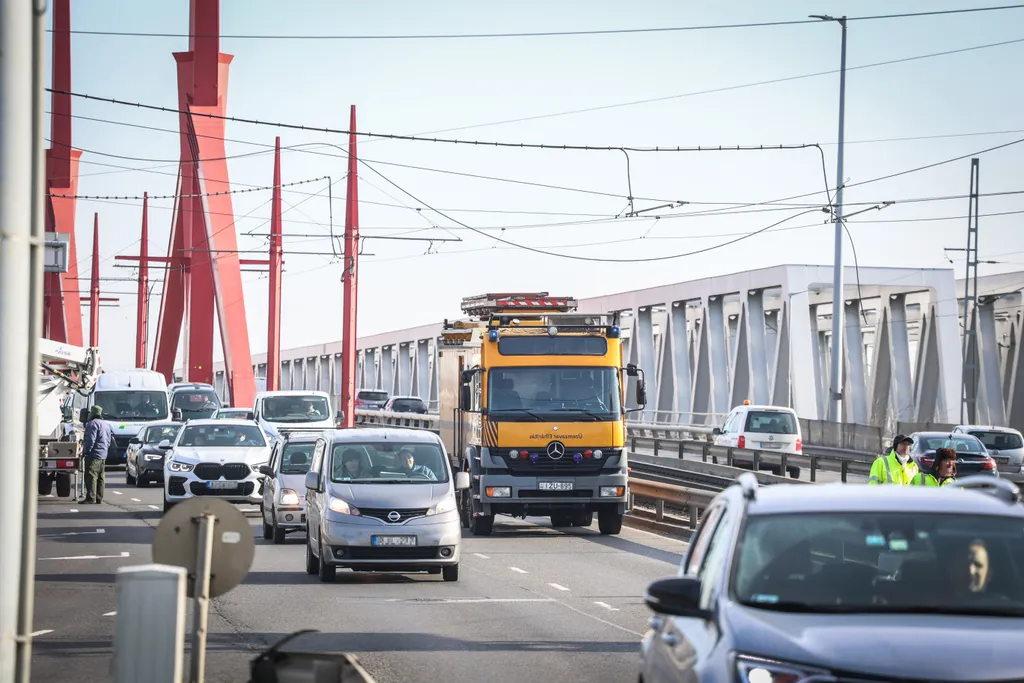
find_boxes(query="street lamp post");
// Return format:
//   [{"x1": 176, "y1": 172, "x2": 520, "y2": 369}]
[{"x1": 812, "y1": 14, "x2": 849, "y2": 423}]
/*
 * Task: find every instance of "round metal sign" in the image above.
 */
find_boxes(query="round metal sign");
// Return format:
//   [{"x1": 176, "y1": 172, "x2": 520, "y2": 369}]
[{"x1": 152, "y1": 497, "x2": 255, "y2": 599}]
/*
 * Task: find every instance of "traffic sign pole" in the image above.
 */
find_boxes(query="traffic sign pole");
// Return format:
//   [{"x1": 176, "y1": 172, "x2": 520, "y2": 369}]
[{"x1": 189, "y1": 513, "x2": 216, "y2": 683}]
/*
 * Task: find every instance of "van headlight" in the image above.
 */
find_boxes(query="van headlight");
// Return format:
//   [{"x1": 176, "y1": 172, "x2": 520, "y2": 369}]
[
  {"x1": 427, "y1": 494, "x2": 457, "y2": 515},
  {"x1": 328, "y1": 498, "x2": 360, "y2": 516},
  {"x1": 735, "y1": 654, "x2": 833, "y2": 683},
  {"x1": 279, "y1": 488, "x2": 300, "y2": 506},
  {"x1": 168, "y1": 460, "x2": 194, "y2": 472}
]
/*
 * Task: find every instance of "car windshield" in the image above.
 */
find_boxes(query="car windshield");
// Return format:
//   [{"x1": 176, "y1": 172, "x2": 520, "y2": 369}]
[
  {"x1": 487, "y1": 366, "x2": 621, "y2": 421},
  {"x1": 744, "y1": 410, "x2": 797, "y2": 435},
  {"x1": 968, "y1": 431, "x2": 1024, "y2": 451},
  {"x1": 357, "y1": 391, "x2": 389, "y2": 402},
  {"x1": 92, "y1": 391, "x2": 168, "y2": 421},
  {"x1": 177, "y1": 424, "x2": 266, "y2": 447},
  {"x1": 919, "y1": 436, "x2": 986, "y2": 454},
  {"x1": 145, "y1": 425, "x2": 181, "y2": 444},
  {"x1": 262, "y1": 396, "x2": 330, "y2": 422},
  {"x1": 329, "y1": 442, "x2": 449, "y2": 484},
  {"x1": 280, "y1": 443, "x2": 314, "y2": 474},
  {"x1": 733, "y1": 512, "x2": 1024, "y2": 616},
  {"x1": 171, "y1": 390, "x2": 221, "y2": 411}
]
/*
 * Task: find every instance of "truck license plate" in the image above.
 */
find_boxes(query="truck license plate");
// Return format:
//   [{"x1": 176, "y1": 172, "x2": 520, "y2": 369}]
[
  {"x1": 40, "y1": 460, "x2": 56, "y2": 470},
  {"x1": 206, "y1": 481, "x2": 237, "y2": 490},
  {"x1": 371, "y1": 535, "x2": 417, "y2": 547},
  {"x1": 539, "y1": 481, "x2": 574, "y2": 491}
]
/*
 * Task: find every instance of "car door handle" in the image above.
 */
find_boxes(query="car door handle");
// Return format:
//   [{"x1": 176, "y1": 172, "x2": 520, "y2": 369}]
[{"x1": 660, "y1": 632, "x2": 680, "y2": 647}]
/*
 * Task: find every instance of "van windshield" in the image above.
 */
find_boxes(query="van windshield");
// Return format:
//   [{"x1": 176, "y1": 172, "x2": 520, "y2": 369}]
[
  {"x1": 171, "y1": 390, "x2": 221, "y2": 418},
  {"x1": 330, "y1": 442, "x2": 449, "y2": 484},
  {"x1": 262, "y1": 396, "x2": 330, "y2": 422},
  {"x1": 93, "y1": 391, "x2": 168, "y2": 421}
]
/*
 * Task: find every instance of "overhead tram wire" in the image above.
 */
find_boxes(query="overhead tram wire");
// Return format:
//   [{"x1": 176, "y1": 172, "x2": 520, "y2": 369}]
[{"x1": 53, "y1": 5, "x2": 1024, "y2": 39}]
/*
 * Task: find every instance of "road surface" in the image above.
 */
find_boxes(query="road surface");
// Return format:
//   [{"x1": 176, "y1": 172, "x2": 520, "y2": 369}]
[{"x1": 32, "y1": 472, "x2": 685, "y2": 683}]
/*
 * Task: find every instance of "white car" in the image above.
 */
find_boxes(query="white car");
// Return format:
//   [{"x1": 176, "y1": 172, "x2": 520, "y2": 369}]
[
  {"x1": 712, "y1": 402, "x2": 803, "y2": 477},
  {"x1": 161, "y1": 419, "x2": 272, "y2": 513}
]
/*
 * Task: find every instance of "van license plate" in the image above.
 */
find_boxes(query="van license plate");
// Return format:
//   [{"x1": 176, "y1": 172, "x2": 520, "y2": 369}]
[
  {"x1": 759, "y1": 443, "x2": 783, "y2": 449},
  {"x1": 539, "y1": 481, "x2": 574, "y2": 491},
  {"x1": 372, "y1": 535, "x2": 417, "y2": 546},
  {"x1": 206, "y1": 481, "x2": 237, "y2": 490}
]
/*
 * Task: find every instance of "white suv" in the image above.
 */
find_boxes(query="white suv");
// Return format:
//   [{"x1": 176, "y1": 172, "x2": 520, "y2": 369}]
[{"x1": 161, "y1": 419, "x2": 272, "y2": 512}]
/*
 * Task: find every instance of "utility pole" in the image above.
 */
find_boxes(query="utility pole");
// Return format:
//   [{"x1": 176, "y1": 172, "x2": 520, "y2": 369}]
[
  {"x1": 135, "y1": 194, "x2": 149, "y2": 368},
  {"x1": 339, "y1": 106, "x2": 360, "y2": 428},
  {"x1": 812, "y1": 13, "x2": 848, "y2": 423},
  {"x1": 948, "y1": 159, "x2": 982, "y2": 424}
]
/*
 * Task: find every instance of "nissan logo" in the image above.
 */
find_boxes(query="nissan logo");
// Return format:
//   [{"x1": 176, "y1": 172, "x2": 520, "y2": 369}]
[
  {"x1": 387, "y1": 511, "x2": 401, "y2": 522},
  {"x1": 546, "y1": 441, "x2": 566, "y2": 459}
]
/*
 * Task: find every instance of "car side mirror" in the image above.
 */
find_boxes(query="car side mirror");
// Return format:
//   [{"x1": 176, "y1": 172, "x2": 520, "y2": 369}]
[
  {"x1": 455, "y1": 471, "x2": 470, "y2": 491},
  {"x1": 644, "y1": 576, "x2": 710, "y2": 619},
  {"x1": 130, "y1": 438, "x2": 141, "y2": 445},
  {"x1": 259, "y1": 465, "x2": 274, "y2": 477},
  {"x1": 157, "y1": 440, "x2": 172, "y2": 450},
  {"x1": 304, "y1": 471, "x2": 320, "y2": 492},
  {"x1": 712, "y1": 427, "x2": 722, "y2": 437}
]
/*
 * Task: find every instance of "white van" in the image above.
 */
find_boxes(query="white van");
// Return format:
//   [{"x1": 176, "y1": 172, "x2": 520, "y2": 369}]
[
  {"x1": 88, "y1": 369, "x2": 170, "y2": 466},
  {"x1": 253, "y1": 390, "x2": 336, "y2": 439},
  {"x1": 713, "y1": 403, "x2": 803, "y2": 477}
]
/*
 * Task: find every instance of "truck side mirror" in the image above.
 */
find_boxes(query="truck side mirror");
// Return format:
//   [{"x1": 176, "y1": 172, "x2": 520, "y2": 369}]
[
  {"x1": 635, "y1": 379, "x2": 647, "y2": 408},
  {"x1": 460, "y1": 384, "x2": 472, "y2": 412},
  {"x1": 79, "y1": 408, "x2": 89, "y2": 423}
]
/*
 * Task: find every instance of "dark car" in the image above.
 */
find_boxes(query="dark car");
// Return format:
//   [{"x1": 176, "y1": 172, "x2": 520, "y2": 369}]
[
  {"x1": 125, "y1": 422, "x2": 183, "y2": 487},
  {"x1": 639, "y1": 474, "x2": 1024, "y2": 683},
  {"x1": 910, "y1": 431, "x2": 998, "y2": 477},
  {"x1": 169, "y1": 384, "x2": 222, "y2": 421},
  {"x1": 354, "y1": 389, "x2": 389, "y2": 411},
  {"x1": 383, "y1": 396, "x2": 429, "y2": 414}
]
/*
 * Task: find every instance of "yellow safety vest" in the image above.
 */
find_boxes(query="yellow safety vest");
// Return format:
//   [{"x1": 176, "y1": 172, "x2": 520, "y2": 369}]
[
  {"x1": 868, "y1": 452, "x2": 918, "y2": 485},
  {"x1": 910, "y1": 473, "x2": 957, "y2": 487}
]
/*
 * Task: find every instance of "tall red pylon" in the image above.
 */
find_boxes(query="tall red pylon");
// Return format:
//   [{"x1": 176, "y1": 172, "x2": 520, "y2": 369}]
[
  {"x1": 266, "y1": 138, "x2": 283, "y2": 392},
  {"x1": 150, "y1": 0, "x2": 256, "y2": 406},
  {"x1": 135, "y1": 194, "x2": 149, "y2": 368},
  {"x1": 43, "y1": 0, "x2": 84, "y2": 345},
  {"x1": 89, "y1": 215, "x2": 100, "y2": 348},
  {"x1": 339, "y1": 106, "x2": 360, "y2": 427}
]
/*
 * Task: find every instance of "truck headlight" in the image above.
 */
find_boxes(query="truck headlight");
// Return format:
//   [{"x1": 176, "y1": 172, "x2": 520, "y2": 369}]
[
  {"x1": 484, "y1": 487, "x2": 511, "y2": 498},
  {"x1": 279, "y1": 488, "x2": 300, "y2": 506},
  {"x1": 328, "y1": 498, "x2": 360, "y2": 516},
  {"x1": 600, "y1": 486, "x2": 625, "y2": 497},
  {"x1": 168, "y1": 460, "x2": 194, "y2": 472},
  {"x1": 427, "y1": 493, "x2": 457, "y2": 515},
  {"x1": 735, "y1": 654, "x2": 833, "y2": 683}
]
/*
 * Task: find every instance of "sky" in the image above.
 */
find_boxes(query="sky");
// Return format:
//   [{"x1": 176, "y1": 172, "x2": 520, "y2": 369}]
[{"x1": 54, "y1": 0, "x2": 1024, "y2": 370}]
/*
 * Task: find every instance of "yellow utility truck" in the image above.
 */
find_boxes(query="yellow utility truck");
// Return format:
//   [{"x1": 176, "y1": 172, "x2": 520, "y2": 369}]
[{"x1": 438, "y1": 293, "x2": 647, "y2": 536}]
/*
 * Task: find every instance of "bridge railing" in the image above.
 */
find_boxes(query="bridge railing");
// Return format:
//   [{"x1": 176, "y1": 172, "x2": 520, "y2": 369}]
[{"x1": 353, "y1": 409, "x2": 440, "y2": 431}]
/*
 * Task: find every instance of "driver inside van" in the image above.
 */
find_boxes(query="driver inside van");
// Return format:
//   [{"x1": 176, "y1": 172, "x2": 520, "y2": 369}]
[{"x1": 397, "y1": 448, "x2": 437, "y2": 480}]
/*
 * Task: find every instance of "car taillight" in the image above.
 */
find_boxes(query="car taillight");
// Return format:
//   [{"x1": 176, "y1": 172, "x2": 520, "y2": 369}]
[
  {"x1": 795, "y1": 438, "x2": 802, "y2": 453},
  {"x1": 920, "y1": 456, "x2": 935, "y2": 467},
  {"x1": 355, "y1": 399, "x2": 365, "y2": 406},
  {"x1": 737, "y1": 435, "x2": 745, "y2": 449},
  {"x1": 983, "y1": 459, "x2": 996, "y2": 470}
]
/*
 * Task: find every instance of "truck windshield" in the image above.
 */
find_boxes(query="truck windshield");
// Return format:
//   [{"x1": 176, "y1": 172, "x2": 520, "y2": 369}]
[
  {"x1": 487, "y1": 366, "x2": 621, "y2": 421},
  {"x1": 263, "y1": 396, "x2": 331, "y2": 422},
  {"x1": 92, "y1": 391, "x2": 168, "y2": 421}
]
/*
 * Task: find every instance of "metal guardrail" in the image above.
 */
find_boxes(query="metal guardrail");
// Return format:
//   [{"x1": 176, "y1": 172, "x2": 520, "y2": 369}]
[{"x1": 353, "y1": 409, "x2": 440, "y2": 430}]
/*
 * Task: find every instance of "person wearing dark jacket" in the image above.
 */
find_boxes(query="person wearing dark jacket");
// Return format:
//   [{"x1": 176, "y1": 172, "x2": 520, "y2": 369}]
[{"x1": 81, "y1": 405, "x2": 113, "y2": 503}]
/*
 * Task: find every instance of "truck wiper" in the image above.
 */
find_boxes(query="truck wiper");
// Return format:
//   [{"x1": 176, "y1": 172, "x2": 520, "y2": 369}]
[
  {"x1": 550, "y1": 408, "x2": 603, "y2": 421},
  {"x1": 490, "y1": 408, "x2": 544, "y2": 421}
]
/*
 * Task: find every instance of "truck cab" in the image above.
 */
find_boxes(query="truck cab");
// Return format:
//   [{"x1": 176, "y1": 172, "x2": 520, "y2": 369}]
[
  {"x1": 438, "y1": 292, "x2": 647, "y2": 537},
  {"x1": 88, "y1": 369, "x2": 170, "y2": 466}
]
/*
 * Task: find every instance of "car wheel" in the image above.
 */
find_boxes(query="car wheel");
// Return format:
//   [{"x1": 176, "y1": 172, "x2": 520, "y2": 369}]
[
  {"x1": 442, "y1": 563, "x2": 459, "y2": 582},
  {"x1": 272, "y1": 512, "x2": 286, "y2": 544},
  {"x1": 125, "y1": 467, "x2": 136, "y2": 486},
  {"x1": 305, "y1": 528, "x2": 319, "y2": 575},
  {"x1": 262, "y1": 519, "x2": 273, "y2": 540},
  {"x1": 317, "y1": 538, "x2": 336, "y2": 582},
  {"x1": 135, "y1": 472, "x2": 146, "y2": 487}
]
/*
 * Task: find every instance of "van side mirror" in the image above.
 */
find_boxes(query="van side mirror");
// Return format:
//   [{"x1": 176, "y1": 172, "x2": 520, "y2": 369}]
[
  {"x1": 157, "y1": 440, "x2": 172, "y2": 450},
  {"x1": 455, "y1": 471, "x2": 470, "y2": 491},
  {"x1": 245, "y1": 411, "x2": 255, "y2": 421},
  {"x1": 304, "y1": 471, "x2": 320, "y2": 491},
  {"x1": 172, "y1": 409, "x2": 183, "y2": 421},
  {"x1": 644, "y1": 576, "x2": 711, "y2": 620}
]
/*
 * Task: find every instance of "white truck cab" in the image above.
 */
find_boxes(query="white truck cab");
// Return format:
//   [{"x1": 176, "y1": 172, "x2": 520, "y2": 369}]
[
  {"x1": 252, "y1": 390, "x2": 336, "y2": 440},
  {"x1": 88, "y1": 369, "x2": 170, "y2": 466}
]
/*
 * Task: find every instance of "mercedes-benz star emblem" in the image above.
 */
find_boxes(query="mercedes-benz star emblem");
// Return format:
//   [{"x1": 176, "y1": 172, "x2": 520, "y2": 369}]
[
  {"x1": 546, "y1": 441, "x2": 566, "y2": 460},
  {"x1": 387, "y1": 511, "x2": 401, "y2": 522}
]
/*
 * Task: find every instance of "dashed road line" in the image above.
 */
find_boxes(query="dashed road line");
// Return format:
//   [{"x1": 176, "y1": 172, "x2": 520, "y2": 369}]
[
  {"x1": 148, "y1": 504, "x2": 161, "y2": 510},
  {"x1": 31, "y1": 629, "x2": 54, "y2": 637},
  {"x1": 130, "y1": 498, "x2": 141, "y2": 502},
  {"x1": 548, "y1": 583, "x2": 570, "y2": 592},
  {"x1": 68, "y1": 508, "x2": 78, "y2": 513},
  {"x1": 509, "y1": 566, "x2": 528, "y2": 574},
  {"x1": 103, "y1": 611, "x2": 117, "y2": 617},
  {"x1": 594, "y1": 601, "x2": 620, "y2": 612},
  {"x1": 39, "y1": 528, "x2": 105, "y2": 539},
  {"x1": 473, "y1": 553, "x2": 490, "y2": 559},
  {"x1": 41, "y1": 551, "x2": 130, "y2": 561},
  {"x1": 111, "y1": 491, "x2": 123, "y2": 495},
  {"x1": 385, "y1": 598, "x2": 555, "y2": 604}
]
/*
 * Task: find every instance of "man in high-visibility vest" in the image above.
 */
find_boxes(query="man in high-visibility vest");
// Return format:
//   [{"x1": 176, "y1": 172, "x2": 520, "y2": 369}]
[{"x1": 868, "y1": 434, "x2": 918, "y2": 485}]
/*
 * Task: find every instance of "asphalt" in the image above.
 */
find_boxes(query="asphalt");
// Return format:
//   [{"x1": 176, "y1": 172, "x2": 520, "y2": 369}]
[{"x1": 30, "y1": 471, "x2": 686, "y2": 683}]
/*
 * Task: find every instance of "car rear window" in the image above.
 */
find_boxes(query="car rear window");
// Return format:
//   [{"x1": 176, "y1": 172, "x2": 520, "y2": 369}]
[
  {"x1": 968, "y1": 431, "x2": 1024, "y2": 451},
  {"x1": 358, "y1": 391, "x2": 389, "y2": 402},
  {"x1": 391, "y1": 398, "x2": 427, "y2": 411},
  {"x1": 744, "y1": 411, "x2": 797, "y2": 435},
  {"x1": 921, "y1": 437, "x2": 986, "y2": 454}
]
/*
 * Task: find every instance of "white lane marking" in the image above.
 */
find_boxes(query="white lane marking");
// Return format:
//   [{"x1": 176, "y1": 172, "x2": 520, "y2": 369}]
[
  {"x1": 384, "y1": 598, "x2": 554, "y2": 604},
  {"x1": 41, "y1": 551, "x2": 130, "y2": 561},
  {"x1": 472, "y1": 553, "x2": 490, "y2": 559},
  {"x1": 548, "y1": 583, "x2": 570, "y2": 592},
  {"x1": 31, "y1": 629, "x2": 54, "y2": 637},
  {"x1": 130, "y1": 498, "x2": 141, "y2": 502},
  {"x1": 148, "y1": 505, "x2": 160, "y2": 510},
  {"x1": 68, "y1": 509, "x2": 78, "y2": 513},
  {"x1": 39, "y1": 528, "x2": 105, "y2": 539},
  {"x1": 112, "y1": 491, "x2": 123, "y2": 495},
  {"x1": 556, "y1": 600, "x2": 642, "y2": 637},
  {"x1": 509, "y1": 566, "x2": 528, "y2": 574},
  {"x1": 103, "y1": 611, "x2": 117, "y2": 617},
  {"x1": 594, "y1": 601, "x2": 620, "y2": 612}
]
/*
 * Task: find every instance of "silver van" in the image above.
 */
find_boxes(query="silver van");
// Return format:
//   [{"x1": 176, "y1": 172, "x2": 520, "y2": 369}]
[{"x1": 303, "y1": 428, "x2": 469, "y2": 582}]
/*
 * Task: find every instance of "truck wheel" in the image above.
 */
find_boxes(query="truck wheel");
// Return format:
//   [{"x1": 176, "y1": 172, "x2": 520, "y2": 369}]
[
  {"x1": 571, "y1": 511, "x2": 594, "y2": 527},
  {"x1": 469, "y1": 514, "x2": 494, "y2": 536},
  {"x1": 550, "y1": 512, "x2": 572, "y2": 528},
  {"x1": 55, "y1": 473, "x2": 72, "y2": 498},
  {"x1": 442, "y1": 563, "x2": 460, "y2": 582},
  {"x1": 38, "y1": 475, "x2": 54, "y2": 497},
  {"x1": 598, "y1": 509, "x2": 623, "y2": 535},
  {"x1": 458, "y1": 491, "x2": 471, "y2": 529}
]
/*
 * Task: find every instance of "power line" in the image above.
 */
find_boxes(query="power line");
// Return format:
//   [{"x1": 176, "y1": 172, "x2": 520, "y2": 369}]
[
  {"x1": 49, "y1": 175, "x2": 329, "y2": 201},
  {"x1": 52, "y1": 5, "x2": 1024, "y2": 40}
]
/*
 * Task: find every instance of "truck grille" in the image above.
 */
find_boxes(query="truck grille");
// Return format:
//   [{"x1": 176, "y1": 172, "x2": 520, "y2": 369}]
[
  {"x1": 359, "y1": 508, "x2": 429, "y2": 523},
  {"x1": 498, "y1": 455, "x2": 608, "y2": 476},
  {"x1": 193, "y1": 463, "x2": 251, "y2": 480}
]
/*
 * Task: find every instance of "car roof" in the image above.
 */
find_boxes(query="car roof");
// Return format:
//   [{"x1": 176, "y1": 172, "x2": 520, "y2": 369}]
[
  {"x1": 743, "y1": 482, "x2": 1024, "y2": 518},
  {"x1": 181, "y1": 418, "x2": 259, "y2": 427},
  {"x1": 914, "y1": 431, "x2": 981, "y2": 439},
  {"x1": 143, "y1": 421, "x2": 183, "y2": 428},
  {"x1": 388, "y1": 396, "x2": 425, "y2": 401},
  {"x1": 327, "y1": 427, "x2": 440, "y2": 445},
  {"x1": 256, "y1": 390, "x2": 329, "y2": 398},
  {"x1": 734, "y1": 404, "x2": 797, "y2": 413},
  {"x1": 280, "y1": 431, "x2": 324, "y2": 442},
  {"x1": 955, "y1": 425, "x2": 1023, "y2": 434}
]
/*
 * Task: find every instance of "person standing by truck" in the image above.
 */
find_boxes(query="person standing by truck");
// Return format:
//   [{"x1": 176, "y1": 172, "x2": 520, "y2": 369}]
[{"x1": 80, "y1": 405, "x2": 113, "y2": 503}]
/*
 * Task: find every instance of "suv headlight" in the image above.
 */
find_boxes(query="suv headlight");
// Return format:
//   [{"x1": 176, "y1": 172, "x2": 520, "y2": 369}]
[
  {"x1": 735, "y1": 654, "x2": 835, "y2": 683},
  {"x1": 426, "y1": 493, "x2": 457, "y2": 516},
  {"x1": 328, "y1": 498, "x2": 360, "y2": 516},
  {"x1": 168, "y1": 460, "x2": 194, "y2": 472},
  {"x1": 279, "y1": 488, "x2": 300, "y2": 506}
]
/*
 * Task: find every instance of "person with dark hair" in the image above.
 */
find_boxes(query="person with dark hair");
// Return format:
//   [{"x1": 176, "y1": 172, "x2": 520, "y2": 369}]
[
  {"x1": 911, "y1": 447, "x2": 957, "y2": 487},
  {"x1": 867, "y1": 434, "x2": 918, "y2": 485}
]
